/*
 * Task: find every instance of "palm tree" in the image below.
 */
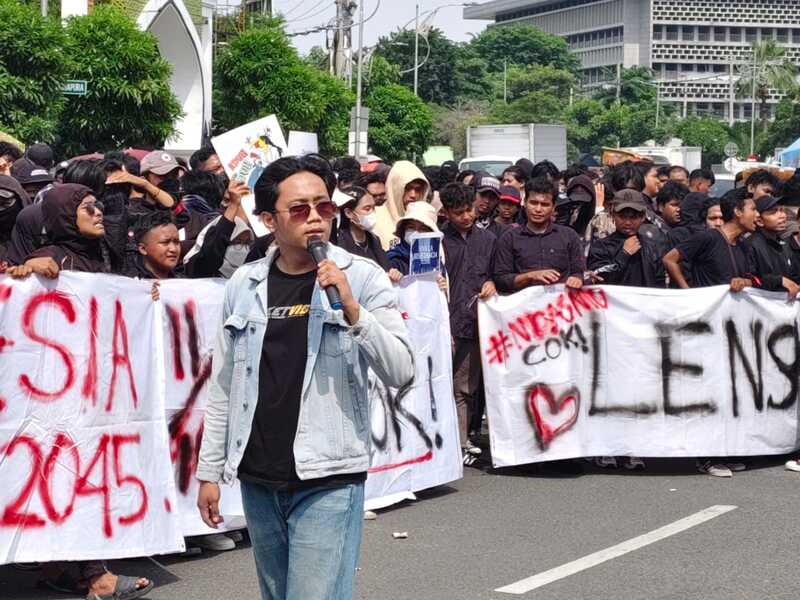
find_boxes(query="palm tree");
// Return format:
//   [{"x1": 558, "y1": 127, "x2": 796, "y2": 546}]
[{"x1": 736, "y1": 40, "x2": 798, "y2": 132}]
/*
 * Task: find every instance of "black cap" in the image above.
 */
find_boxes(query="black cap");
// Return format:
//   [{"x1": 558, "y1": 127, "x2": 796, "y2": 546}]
[
  {"x1": 755, "y1": 194, "x2": 780, "y2": 214},
  {"x1": 10, "y1": 158, "x2": 53, "y2": 186}
]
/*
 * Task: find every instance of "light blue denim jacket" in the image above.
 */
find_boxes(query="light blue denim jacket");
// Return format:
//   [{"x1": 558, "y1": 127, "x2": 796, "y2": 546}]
[{"x1": 197, "y1": 242, "x2": 415, "y2": 484}]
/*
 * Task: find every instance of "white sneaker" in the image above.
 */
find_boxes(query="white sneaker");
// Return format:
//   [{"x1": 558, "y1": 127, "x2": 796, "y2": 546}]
[
  {"x1": 464, "y1": 440, "x2": 482, "y2": 456},
  {"x1": 463, "y1": 452, "x2": 478, "y2": 466},
  {"x1": 697, "y1": 460, "x2": 732, "y2": 478},
  {"x1": 188, "y1": 533, "x2": 236, "y2": 551},
  {"x1": 624, "y1": 456, "x2": 646, "y2": 470},
  {"x1": 594, "y1": 456, "x2": 618, "y2": 468},
  {"x1": 785, "y1": 459, "x2": 800, "y2": 472},
  {"x1": 363, "y1": 510, "x2": 377, "y2": 520}
]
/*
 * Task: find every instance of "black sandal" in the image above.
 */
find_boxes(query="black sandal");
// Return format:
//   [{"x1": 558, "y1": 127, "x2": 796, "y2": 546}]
[{"x1": 86, "y1": 575, "x2": 154, "y2": 600}]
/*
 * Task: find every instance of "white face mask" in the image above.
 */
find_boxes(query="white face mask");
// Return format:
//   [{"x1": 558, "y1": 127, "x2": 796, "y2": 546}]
[
  {"x1": 404, "y1": 231, "x2": 416, "y2": 246},
  {"x1": 356, "y1": 211, "x2": 377, "y2": 232}
]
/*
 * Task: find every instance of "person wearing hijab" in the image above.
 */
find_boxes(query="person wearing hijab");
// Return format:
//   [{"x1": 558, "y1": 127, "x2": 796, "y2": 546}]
[
  {"x1": 7, "y1": 184, "x2": 109, "y2": 277},
  {"x1": 0, "y1": 175, "x2": 29, "y2": 264}
]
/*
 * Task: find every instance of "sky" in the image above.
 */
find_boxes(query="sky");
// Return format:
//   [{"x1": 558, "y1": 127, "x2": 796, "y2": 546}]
[{"x1": 270, "y1": 0, "x2": 494, "y2": 56}]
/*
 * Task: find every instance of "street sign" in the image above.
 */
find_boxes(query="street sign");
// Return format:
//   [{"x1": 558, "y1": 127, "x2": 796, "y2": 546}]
[
  {"x1": 62, "y1": 80, "x2": 88, "y2": 96},
  {"x1": 724, "y1": 142, "x2": 739, "y2": 158}
]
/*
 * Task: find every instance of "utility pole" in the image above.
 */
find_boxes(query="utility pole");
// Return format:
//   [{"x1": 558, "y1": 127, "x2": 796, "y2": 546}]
[
  {"x1": 413, "y1": 4, "x2": 420, "y2": 96},
  {"x1": 333, "y1": 0, "x2": 356, "y2": 80},
  {"x1": 354, "y1": 0, "x2": 365, "y2": 159},
  {"x1": 41, "y1": 0, "x2": 47, "y2": 16},
  {"x1": 615, "y1": 63, "x2": 621, "y2": 102}
]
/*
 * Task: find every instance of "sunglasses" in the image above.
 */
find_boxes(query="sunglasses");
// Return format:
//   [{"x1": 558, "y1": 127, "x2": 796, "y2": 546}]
[
  {"x1": 83, "y1": 201, "x2": 104, "y2": 216},
  {"x1": 275, "y1": 200, "x2": 336, "y2": 221}
]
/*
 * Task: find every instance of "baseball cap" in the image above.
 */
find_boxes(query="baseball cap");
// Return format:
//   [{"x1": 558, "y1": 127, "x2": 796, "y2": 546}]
[
  {"x1": 612, "y1": 189, "x2": 647, "y2": 213},
  {"x1": 474, "y1": 174, "x2": 500, "y2": 195},
  {"x1": 10, "y1": 158, "x2": 53, "y2": 186},
  {"x1": 25, "y1": 143, "x2": 55, "y2": 170},
  {"x1": 755, "y1": 194, "x2": 780, "y2": 214},
  {"x1": 140, "y1": 150, "x2": 184, "y2": 176},
  {"x1": 498, "y1": 185, "x2": 521, "y2": 204}
]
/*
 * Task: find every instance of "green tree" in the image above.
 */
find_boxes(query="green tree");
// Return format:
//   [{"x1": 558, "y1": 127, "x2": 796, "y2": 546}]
[
  {"x1": 592, "y1": 66, "x2": 658, "y2": 107},
  {"x1": 499, "y1": 64, "x2": 577, "y2": 103},
  {"x1": 0, "y1": 0, "x2": 68, "y2": 143},
  {"x1": 469, "y1": 24, "x2": 579, "y2": 73},
  {"x1": 58, "y1": 5, "x2": 181, "y2": 155},
  {"x1": 737, "y1": 40, "x2": 798, "y2": 133},
  {"x1": 303, "y1": 45, "x2": 329, "y2": 71},
  {"x1": 670, "y1": 116, "x2": 732, "y2": 167},
  {"x1": 365, "y1": 84, "x2": 432, "y2": 162},
  {"x1": 214, "y1": 18, "x2": 352, "y2": 156},
  {"x1": 374, "y1": 28, "x2": 490, "y2": 105},
  {"x1": 363, "y1": 55, "x2": 400, "y2": 96},
  {"x1": 759, "y1": 93, "x2": 800, "y2": 158},
  {"x1": 429, "y1": 101, "x2": 490, "y2": 160}
]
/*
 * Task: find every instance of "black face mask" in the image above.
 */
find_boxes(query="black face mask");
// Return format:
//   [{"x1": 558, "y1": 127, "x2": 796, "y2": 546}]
[{"x1": 159, "y1": 176, "x2": 181, "y2": 202}]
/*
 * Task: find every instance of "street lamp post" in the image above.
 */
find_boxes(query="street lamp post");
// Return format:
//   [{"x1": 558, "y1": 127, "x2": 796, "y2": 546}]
[{"x1": 413, "y1": 4, "x2": 420, "y2": 96}]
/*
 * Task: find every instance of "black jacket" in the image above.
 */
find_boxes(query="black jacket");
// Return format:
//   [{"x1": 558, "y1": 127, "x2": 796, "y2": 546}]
[
  {"x1": 587, "y1": 231, "x2": 665, "y2": 288},
  {"x1": 337, "y1": 226, "x2": 390, "y2": 271},
  {"x1": 749, "y1": 229, "x2": 799, "y2": 291}
]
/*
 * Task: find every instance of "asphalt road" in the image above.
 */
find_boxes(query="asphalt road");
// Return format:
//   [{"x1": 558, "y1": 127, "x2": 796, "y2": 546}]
[{"x1": 3, "y1": 451, "x2": 799, "y2": 600}]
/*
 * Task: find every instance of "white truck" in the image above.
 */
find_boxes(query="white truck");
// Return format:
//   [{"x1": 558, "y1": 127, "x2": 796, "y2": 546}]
[{"x1": 461, "y1": 123, "x2": 567, "y2": 176}]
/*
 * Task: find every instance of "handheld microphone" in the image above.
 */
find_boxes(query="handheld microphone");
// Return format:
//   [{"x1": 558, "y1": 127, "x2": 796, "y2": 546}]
[{"x1": 307, "y1": 235, "x2": 343, "y2": 310}]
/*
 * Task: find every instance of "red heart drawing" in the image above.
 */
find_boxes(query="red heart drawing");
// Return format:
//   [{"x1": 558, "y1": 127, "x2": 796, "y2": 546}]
[{"x1": 527, "y1": 384, "x2": 580, "y2": 451}]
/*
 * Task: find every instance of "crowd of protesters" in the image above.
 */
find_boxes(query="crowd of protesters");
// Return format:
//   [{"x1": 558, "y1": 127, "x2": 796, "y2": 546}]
[{"x1": 3, "y1": 138, "x2": 800, "y2": 599}]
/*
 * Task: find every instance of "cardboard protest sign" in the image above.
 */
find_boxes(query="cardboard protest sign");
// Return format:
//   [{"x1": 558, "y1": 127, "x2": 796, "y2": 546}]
[
  {"x1": 365, "y1": 275, "x2": 463, "y2": 510},
  {"x1": 408, "y1": 232, "x2": 443, "y2": 276},
  {"x1": 287, "y1": 131, "x2": 319, "y2": 156},
  {"x1": 479, "y1": 284, "x2": 800, "y2": 467},
  {"x1": 0, "y1": 274, "x2": 184, "y2": 564},
  {"x1": 212, "y1": 115, "x2": 287, "y2": 189}
]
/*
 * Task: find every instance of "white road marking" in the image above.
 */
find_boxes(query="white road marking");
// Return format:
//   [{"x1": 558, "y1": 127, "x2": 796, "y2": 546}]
[{"x1": 495, "y1": 504, "x2": 737, "y2": 595}]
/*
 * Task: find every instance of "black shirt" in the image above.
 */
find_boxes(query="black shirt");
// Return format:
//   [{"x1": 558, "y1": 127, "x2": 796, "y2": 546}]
[
  {"x1": 238, "y1": 264, "x2": 366, "y2": 490},
  {"x1": 238, "y1": 265, "x2": 314, "y2": 486},
  {"x1": 676, "y1": 228, "x2": 754, "y2": 288}
]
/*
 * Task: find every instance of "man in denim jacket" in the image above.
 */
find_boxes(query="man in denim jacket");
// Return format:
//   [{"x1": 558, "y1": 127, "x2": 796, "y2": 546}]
[{"x1": 196, "y1": 155, "x2": 414, "y2": 600}]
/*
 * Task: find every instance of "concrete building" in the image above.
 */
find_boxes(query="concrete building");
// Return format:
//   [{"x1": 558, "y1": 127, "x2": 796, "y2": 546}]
[
  {"x1": 464, "y1": 0, "x2": 800, "y2": 123},
  {"x1": 61, "y1": 0, "x2": 214, "y2": 151}
]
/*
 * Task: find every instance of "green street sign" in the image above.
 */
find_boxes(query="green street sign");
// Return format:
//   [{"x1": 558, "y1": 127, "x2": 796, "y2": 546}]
[{"x1": 62, "y1": 80, "x2": 88, "y2": 96}]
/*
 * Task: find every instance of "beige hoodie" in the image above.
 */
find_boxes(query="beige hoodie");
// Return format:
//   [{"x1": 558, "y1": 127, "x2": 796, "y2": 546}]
[{"x1": 373, "y1": 161, "x2": 430, "y2": 250}]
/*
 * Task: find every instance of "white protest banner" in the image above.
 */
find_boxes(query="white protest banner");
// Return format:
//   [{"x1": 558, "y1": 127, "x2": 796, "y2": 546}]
[
  {"x1": 479, "y1": 284, "x2": 800, "y2": 468},
  {"x1": 365, "y1": 276, "x2": 463, "y2": 510},
  {"x1": 0, "y1": 271, "x2": 462, "y2": 563},
  {"x1": 0, "y1": 274, "x2": 184, "y2": 564},
  {"x1": 212, "y1": 114, "x2": 288, "y2": 189},
  {"x1": 157, "y1": 279, "x2": 246, "y2": 537}
]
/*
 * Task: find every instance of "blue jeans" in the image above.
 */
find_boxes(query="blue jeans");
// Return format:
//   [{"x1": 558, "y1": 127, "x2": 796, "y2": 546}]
[{"x1": 240, "y1": 480, "x2": 365, "y2": 600}]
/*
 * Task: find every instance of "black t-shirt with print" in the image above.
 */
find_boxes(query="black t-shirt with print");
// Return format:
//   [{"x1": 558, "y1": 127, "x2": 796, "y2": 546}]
[
  {"x1": 676, "y1": 228, "x2": 754, "y2": 288},
  {"x1": 238, "y1": 265, "x2": 314, "y2": 486},
  {"x1": 238, "y1": 263, "x2": 366, "y2": 490}
]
